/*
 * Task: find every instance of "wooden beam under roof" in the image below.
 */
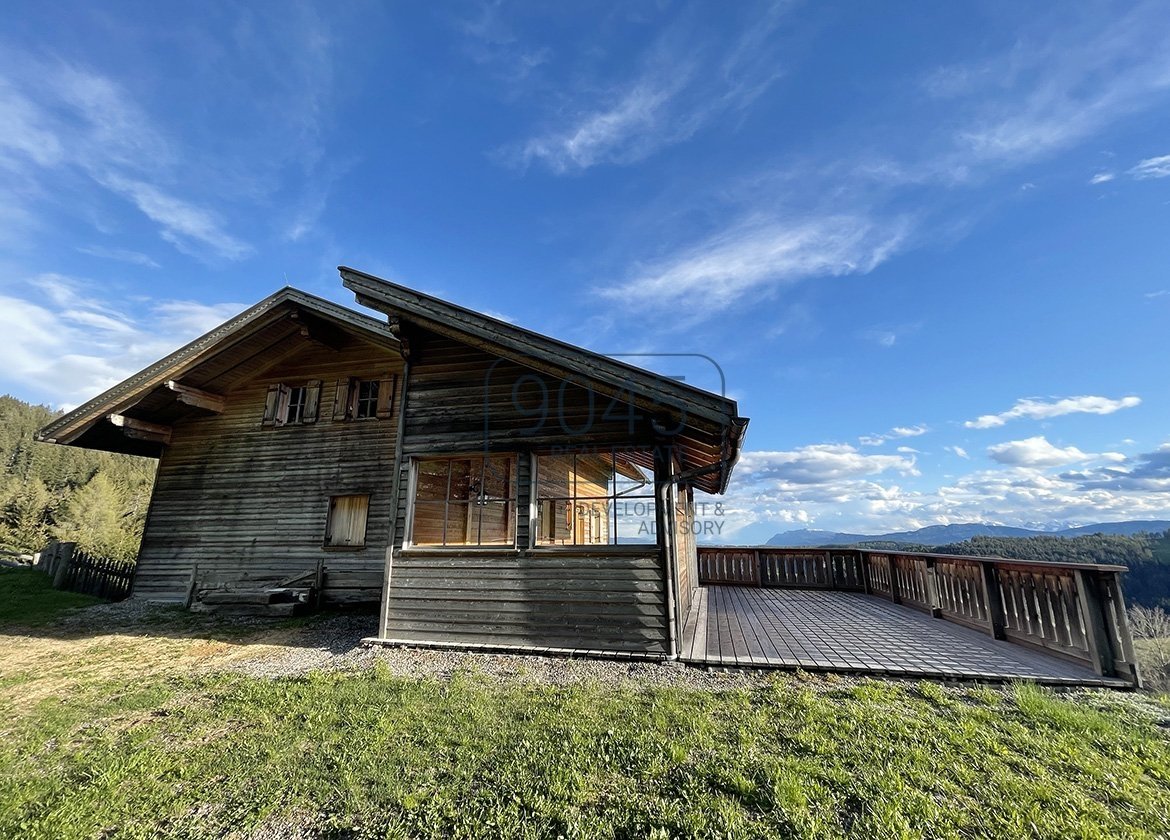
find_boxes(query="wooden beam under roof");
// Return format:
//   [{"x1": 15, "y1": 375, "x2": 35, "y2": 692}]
[
  {"x1": 165, "y1": 380, "x2": 225, "y2": 413},
  {"x1": 108, "y1": 414, "x2": 172, "y2": 445},
  {"x1": 289, "y1": 308, "x2": 346, "y2": 350}
]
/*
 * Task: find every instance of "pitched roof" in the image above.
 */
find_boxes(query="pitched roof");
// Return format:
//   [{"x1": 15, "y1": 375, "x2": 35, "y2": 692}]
[
  {"x1": 37, "y1": 287, "x2": 399, "y2": 455},
  {"x1": 340, "y1": 266, "x2": 748, "y2": 493}
]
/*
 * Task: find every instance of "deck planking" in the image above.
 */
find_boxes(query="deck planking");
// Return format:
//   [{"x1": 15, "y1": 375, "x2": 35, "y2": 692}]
[{"x1": 680, "y1": 585, "x2": 1127, "y2": 686}]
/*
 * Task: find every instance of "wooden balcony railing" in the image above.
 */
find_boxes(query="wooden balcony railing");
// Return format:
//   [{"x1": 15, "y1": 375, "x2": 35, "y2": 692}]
[{"x1": 696, "y1": 546, "x2": 1141, "y2": 686}]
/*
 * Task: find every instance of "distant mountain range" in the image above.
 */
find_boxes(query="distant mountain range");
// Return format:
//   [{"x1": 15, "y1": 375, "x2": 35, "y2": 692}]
[{"x1": 765, "y1": 520, "x2": 1170, "y2": 548}]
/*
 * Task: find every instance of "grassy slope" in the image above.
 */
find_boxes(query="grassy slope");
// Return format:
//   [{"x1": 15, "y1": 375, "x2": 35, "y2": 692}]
[
  {"x1": 1, "y1": 572, "x2": 1169, "y2": 839},
  {"x1": 0, "y1": 566, "x2": 102, "y2": 626}
]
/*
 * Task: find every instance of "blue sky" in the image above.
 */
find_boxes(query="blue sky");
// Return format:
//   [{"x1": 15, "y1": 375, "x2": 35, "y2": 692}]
[{"x1": 2, "y1": 1, "x2": 1169, "y2": 541}]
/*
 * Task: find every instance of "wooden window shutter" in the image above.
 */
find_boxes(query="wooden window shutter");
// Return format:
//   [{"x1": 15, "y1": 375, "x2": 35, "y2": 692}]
[
  {"x1": 262, "y1": 385, "x2": 281, "y2": 426},
  {"x1": 331, "y1": 378, "x2": 352, "y2": 421},
  {"x1": 303, "y1": 380, "x2": 322, "y2": 423},
  {"x1": 376, "y1": 374, "x2": 396, "y2": 419},
  {"x1": 273, "y1": 384, "x2": 292, "y2": 426}
]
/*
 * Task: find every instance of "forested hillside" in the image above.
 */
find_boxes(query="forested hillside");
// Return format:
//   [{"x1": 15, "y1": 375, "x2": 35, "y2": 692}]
[
  {"x1": 933, "y1": 533, "x2": 1170, "y2": 609},
  {"x1": 0, "y1": 395, "x2": 156, "y2": 561}
]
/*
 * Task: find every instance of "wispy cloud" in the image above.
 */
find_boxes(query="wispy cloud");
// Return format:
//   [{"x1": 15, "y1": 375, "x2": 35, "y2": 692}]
[
  {"x1": 941, "y1": 8, "x2": 1170, "y2": 173},
  {"x1": 1145, "y1": 290, "x2": 1170, "y2": 299},
  {"x1": 860, "y1": 425, "x2": 929, "y2": 447},
  {"x1": 945, "y1": 445, "x2": 970, "y2": 459},
  {"x1": 1129, "y1": 154, "x2": 1170, "y2": 179},
  {"x1": 501, "y1": 2, "x2": 790, "y2": 173},
  {"x1": 1089, "y1": 171, "x2": 1115, "y2": 184},
  {"x1": 603, "y1": 214, "x2": 911, "y2": 320},
  {"x1": 100, "y1": 175, "x2": 251, "y2": 260},
  {"x1": 76, "y1": 245, "x2": 160, "y2": 269},
  {"x1": 964, "y1": 395, "x2": 1141, "y2": 429}
]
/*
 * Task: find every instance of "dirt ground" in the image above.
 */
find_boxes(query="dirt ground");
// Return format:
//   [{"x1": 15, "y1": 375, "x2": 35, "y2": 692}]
[{"x1": 0, "y1": 599, "x2": 773, "y2": 706}]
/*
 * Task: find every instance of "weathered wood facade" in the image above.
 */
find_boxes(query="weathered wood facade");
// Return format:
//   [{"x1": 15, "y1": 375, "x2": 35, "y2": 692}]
[{"x1": 38, "y1": 271, "x2": 748, "y2": 658}]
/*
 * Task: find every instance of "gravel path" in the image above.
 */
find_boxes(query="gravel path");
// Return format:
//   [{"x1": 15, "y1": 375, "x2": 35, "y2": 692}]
[{"x1": 218, "y1": 612, "x2": 780, "y2": 690}]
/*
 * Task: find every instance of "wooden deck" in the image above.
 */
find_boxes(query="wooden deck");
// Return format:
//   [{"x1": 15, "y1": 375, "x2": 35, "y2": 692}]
[{"x1": 680, "y1": 585, "x2": 1129, "y2": 686}]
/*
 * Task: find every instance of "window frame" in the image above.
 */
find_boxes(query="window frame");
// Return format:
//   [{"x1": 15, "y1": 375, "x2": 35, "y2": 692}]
[
  {"x1": 323, "y1": 492, "x2": 371, "y2": 551},
  {"x1": 403, "y1": 453, "x2": 520, "y2": 551},
  {"x1": 262, "y1": 380, "x2": 321, "y2": 428},
  {"x1": 530, "y1": 448, "x2": 657, "y2": 549}
]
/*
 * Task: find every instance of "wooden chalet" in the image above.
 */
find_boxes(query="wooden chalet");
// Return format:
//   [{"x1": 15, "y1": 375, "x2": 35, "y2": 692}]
[
  {"x1": 38, "y1": 269, "x2": 748, "y2": 658},
  {"x1": 37, "y1": 268, "x2": 1142, "y2": 687}
]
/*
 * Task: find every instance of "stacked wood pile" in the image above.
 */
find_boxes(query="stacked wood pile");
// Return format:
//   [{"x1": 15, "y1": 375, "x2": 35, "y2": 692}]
[{"x1": 189, "y1": 567, "x2": 321, "y2": 617}]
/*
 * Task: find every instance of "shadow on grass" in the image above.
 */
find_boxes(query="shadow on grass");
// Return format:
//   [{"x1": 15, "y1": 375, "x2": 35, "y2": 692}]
[{"x1": 0, "y1": 566, "x2": 378, "y2": 653}]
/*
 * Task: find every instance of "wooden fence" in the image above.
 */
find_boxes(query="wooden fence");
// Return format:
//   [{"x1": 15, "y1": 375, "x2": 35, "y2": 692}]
[
  {"x1": 36, "y1": 540, "x2": 135, "y2": 601},
  {"x1": 697, "y1": 545, "x2": 1140, "y2": 685}
]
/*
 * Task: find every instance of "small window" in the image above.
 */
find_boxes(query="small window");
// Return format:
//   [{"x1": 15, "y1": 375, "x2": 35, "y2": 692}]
[
  {"x1": 535, "y1": 449, "x2": 655, "y2": 546},
  {"x1": 326, "y1": 494, "x2": 369, "y2": 548},
  {"x1": 332, "y1": 375, "x2": 396, "y2": 421},
  {"x1": 263, "y1": 381, "x2": 321, "y2": 426},
  {"x1": 409, "y1": 455, "x2": 517, "y2": 547},
  {"x1": 355, "y1": 380, "x2": 379, "y2": 419}
]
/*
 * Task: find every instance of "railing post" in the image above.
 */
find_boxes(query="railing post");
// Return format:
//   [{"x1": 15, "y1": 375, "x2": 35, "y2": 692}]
[
  {"x1": 1073, "y1": 568, "x2": 1114, "y2": 677},
  {"x1": 924, "y1": 559, "x2": 941, "y2": 618},
  {"x1": 858, "y1": 551, "x2": 870, "y2": 594},
  {"x1": 979, "y1": 561, "x2": 1007, "y2": 640},
  {"x1": 754, "y1": 548, "x2": 763, "y2": 587},
  {"x1": 51, "y1": 542, "x2": 75, "y2": 590}
]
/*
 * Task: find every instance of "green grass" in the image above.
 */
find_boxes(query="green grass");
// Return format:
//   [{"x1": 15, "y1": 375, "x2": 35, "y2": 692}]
[
  {"x1": 0, "y1": 567, "x2": 103, "y2": 626},
  {"x1": 0, "y1": 667, "x2": 1168, "y2": 839}
]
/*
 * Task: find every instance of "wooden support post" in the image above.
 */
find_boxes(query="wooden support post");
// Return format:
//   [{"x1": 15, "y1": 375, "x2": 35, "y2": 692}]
[
  {"x1": 979, "y1": 562, "x2": 1007, "y2": 640},
  {"x1": 52, "y1": 542, "x2": 75, "y2": 590},
  {"x1": 858, "y1": 550, "x2": 871, "y2": 595},
  {"x1": 753, "y1": 548, "x2": 763, "y2": 587},
  {"x1": 184, "y1": 565, "x2": 199, "y2": 610},
  {"x1": 1073, "y1": 569, "x2": 1114, "y2": 677}
]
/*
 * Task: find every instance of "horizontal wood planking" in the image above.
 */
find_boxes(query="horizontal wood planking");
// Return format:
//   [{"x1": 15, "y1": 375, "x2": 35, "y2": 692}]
[
  {"x1": 134, "y1": 338, "x2": 403, "y2": 604},
  {"x1": 384, "y1": 552, "x2": 669, "y2": 652}
]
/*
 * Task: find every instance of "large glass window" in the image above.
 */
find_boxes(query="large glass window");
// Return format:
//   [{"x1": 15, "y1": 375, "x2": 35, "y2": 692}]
[
  {"x1": 410, "y1": 456, "x2": 517, "y2": 546},
  {"x1": 535, "y1": 449, "x2": 655, "y2": 546}
]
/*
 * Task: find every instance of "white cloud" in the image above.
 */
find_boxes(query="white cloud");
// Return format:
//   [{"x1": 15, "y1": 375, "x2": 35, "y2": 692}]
[
  {"x1": 738, "y1": 444, "x2": 919, "y2": 486},
  {"x1": 603, "y1": 214, "x2": 910, "y2": 319},
  {"x1": 0, "y1": 275, "x2": 247, "y2": 408},
  {"x1": 1089, "y1": 172, "x2": 1115, "y2": 184},
  {"x1": 945, "y1": 445, "x2": 970, "y2": 459},
  {"x1": 986, "y1": 436, "x2": 1104, "y2": 468},
  {"x1": 1146, "y1": 290, "x2": 1170, "y2": 299},
  {"x1": 964, "y1": 395, "x2": 1141, "y2": 429},
  {"x1": 715, "y1": 441, "x2": 1170, "y2": 539},
  {"x1": 860, "y1": 424, "x2": 929, "y2": 447},
  {"x1": 1129, "y1": 154, "x2": 1170, "y2": 179}
]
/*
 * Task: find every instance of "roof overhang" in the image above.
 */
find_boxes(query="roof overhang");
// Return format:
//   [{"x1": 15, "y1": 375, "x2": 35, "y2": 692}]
[
  {"x1": 339, "y1": 266, "x2": 749, "y2": 493},
  {"x1": 37, "y1": 287, "x2": 400, "y2": 457}
]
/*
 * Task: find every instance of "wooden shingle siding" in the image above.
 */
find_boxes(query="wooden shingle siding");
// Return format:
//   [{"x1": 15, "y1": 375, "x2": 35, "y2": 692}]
[
  {"x1": 133, "y1": 339, "x2": 403, "y2": 603},
  {"x1": 381, "y1": 329, "x2": 671, "y2": 654}
]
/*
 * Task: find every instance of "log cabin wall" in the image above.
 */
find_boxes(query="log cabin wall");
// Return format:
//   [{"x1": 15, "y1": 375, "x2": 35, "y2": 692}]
[
  {"x1": 133, "y1": 339, "x2": 404, "y2": 604},
  {"x1": 382, "y1": 330, "x2": 671, "y2": 654}
]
